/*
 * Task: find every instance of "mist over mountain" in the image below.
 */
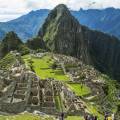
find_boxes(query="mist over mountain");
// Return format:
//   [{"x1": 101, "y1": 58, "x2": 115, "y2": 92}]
[
  {"x1": 0, "y1": 9, "x2": 49, "y2": 41},
  {"x1": 0, "y1": 7, "x2": 120, "y2": 41}
]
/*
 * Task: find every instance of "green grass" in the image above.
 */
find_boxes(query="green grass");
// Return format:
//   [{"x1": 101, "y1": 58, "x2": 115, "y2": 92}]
[
  {"x1": 65, "y1": 116, "x2": 84, "y2": 120},
  {"x1": 67, "y1": 83, "x2": 91, "y2": 96},
  {"x1": 55, "y1": 96, "x2": 62, "y2": 111},
  {"x1": 22, "y1": 54, "x2": 69, "y2": 81},
  {"x1": 0, "y1": 113, "x2": 54, "y2": 120},
  {"x1": 99, "y1": 74, "x2": 119, "y2": 113},
  {"x1": 0, "y1": 53, "x2": 16, "y2": 69},
  {"x1": 85, "y1": 102, "x2": 104, "y2": 120}
]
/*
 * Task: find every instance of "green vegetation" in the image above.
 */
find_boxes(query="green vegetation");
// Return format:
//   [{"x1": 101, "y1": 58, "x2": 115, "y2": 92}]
[
  {"x1": 26, "y1": 36, "x2": 46, "y2": 50},
  {"x1": 67, "y1": 83, "x2": 91, "y2": 96},
  {"x1": 55, "y1": 96, "x2": 63, "y2": 111},
  {"x1": 0, "y1": 53, "x2": 16, "y2": 69},
  {"x1": 85, "y1": 102, "x2": 104, "y2": 120},
  {"x1": 18, "y1": 44, "x2": 30, "y2": 56},
  {"x1": 65, "y1": 116, "x2": 84, "y2": 120},
  {"x1": 0, "y1": 31, "x2": 29, "y2": 58},
  {"x1": 101, "y1": 75, "x2": 120, "y2": 113},
  {"x1": 23, "y1": 54, "x2": 69, "y2": 81},
  {"x1": 0, "y1": 113, "x2": 54, "y2": 120}
]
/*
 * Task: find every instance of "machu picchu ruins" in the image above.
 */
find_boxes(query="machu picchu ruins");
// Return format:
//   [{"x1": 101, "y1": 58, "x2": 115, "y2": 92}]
[
  {"x1": 0, "y1": 51, "x2": 120, "y2": 120},
  {"x1": 0, "y1": 53, "x2": 88, "y2": 115}
]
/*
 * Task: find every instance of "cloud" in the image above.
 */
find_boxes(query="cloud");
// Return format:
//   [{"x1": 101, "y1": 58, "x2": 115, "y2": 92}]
[
  {"x1": 0, "y1": 0, "x2": 120, "y2": 22},
  {"x1": 25, "y1": 0, "x2": 120, "y2": 10}
]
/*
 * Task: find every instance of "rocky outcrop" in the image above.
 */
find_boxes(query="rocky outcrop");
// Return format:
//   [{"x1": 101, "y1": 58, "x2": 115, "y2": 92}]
[{"x1": 39, "y1": 4, "x2": 120, "y2": 81}]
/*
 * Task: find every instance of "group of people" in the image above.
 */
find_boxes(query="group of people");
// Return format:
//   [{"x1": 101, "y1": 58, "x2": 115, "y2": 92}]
[
  {"x1": 84, "y1": 113, "x2": 114, "y2": 120},
  {"x1": 58, "y1": 112, "x2": 114, "y2": 120},
  {"x1": 84, "y1": 115, "x2": 98, "y2": 120},
  {"x1": 104, "y1": 113, "x2": 114, "y2": 120}
]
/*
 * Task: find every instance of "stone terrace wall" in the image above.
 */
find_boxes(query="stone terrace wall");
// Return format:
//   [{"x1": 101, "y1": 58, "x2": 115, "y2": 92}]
[{"x1": 0, "y1": 101, "x2": 26, "y2": 113}]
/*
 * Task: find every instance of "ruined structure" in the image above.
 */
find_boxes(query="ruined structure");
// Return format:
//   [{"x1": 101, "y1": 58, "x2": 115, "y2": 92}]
[{"x1": 0, "y1": 56, "x2": 86, "y2": 115}]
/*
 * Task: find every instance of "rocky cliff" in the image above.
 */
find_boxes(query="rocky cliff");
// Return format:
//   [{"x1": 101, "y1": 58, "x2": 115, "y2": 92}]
[
  {"x1": 39, "y1": 4, "x2": 120, "y2": 81},
  {"x1": 39, "y1": 4, "x2": 89, "y2": 61}
]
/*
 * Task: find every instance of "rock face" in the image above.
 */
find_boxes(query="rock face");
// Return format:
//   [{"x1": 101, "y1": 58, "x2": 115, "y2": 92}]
[
  {"x1": 39, "y1": 4, "x2": 88, "y2": 60},
  {"x1": 83, "y1": 27, "x2": 120, "y2": 80},
  {"x1": 39, "y1": 4, "x2": 120, "y2": 81}
]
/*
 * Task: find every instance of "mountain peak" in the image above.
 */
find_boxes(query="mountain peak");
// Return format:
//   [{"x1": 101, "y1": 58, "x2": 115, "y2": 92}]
[
  {"x1": 55, "y1": 4, "x2": 68, "y2": 11},
  {"x1": 39, "y1": 4, "x2": 85, "y2": 56},
  {"x1": 49, "y1": 4, "x2": 70, "y2": 18}
]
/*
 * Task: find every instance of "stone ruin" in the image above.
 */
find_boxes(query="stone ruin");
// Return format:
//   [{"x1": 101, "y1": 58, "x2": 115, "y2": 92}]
[
  {"x1": 0, "y1": 55, "x2": 88, "y2": 116},
  {"x1": 0, "y1": 65, "x2": 56, "y2": 114}
]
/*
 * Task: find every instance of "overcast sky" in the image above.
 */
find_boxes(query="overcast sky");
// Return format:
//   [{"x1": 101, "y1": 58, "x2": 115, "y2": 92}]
[{"x1": 0, "y1": 0, "x2": 120, "y2": 22}]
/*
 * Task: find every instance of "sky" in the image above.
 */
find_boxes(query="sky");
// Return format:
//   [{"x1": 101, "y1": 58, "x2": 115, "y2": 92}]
[{"x1": 0, "y1": 0, "x2": 120, "y2": 22}]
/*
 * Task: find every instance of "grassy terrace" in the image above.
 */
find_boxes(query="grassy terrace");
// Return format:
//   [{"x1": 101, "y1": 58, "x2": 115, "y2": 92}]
[
  {"x1": 65, "y1": 116, "x2": 84, "y2": 120},
  {"x1": 0, "y1": 113, "x2": 54, "y2": 120},
  {"x1": 0, "y1": 53, "x2": 16, "y2": 69},
  {"x1": 22, "y1": 54, "x2": 69, "y2": 81},
  {"x1": 66, "y1": 83, "x2": 91, "y2": 96},
  {"x1": 0, "y1": 114, "x2": 84, "y2": 120},
  {"x1": 55, "y1": 95, "x2": 64, "y2": 112}
]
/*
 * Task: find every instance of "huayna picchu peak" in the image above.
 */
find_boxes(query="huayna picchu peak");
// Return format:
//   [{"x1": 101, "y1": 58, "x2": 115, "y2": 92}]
[{"x1": 39, "y1": 4, "x2": 87, "y2": 58}]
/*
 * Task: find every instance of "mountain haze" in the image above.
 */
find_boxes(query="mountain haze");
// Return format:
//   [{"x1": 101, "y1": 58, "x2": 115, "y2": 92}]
[
  {"x1": 72, "y1": 7, "x2": 120, "y2": 39},
  {"x1": 1, "y1": 8, "x2": 120, "y2": 41},
  {"x1": 0, "y1": 10, "x2": 49, "y2": 41}
]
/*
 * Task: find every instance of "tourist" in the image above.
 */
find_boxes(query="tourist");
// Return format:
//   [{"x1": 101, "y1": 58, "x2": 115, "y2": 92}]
[
  {"x1": 89, "y1": 115, "x2": 94, "y2": 120},
  {"x1": 94, "y1": 116, "x2": 97, "y2": 120},
  {"x1": 87, "y1": 115, "x2": 91, "y2": 120},
  {"x1": 107, "y1": 116, "x2": 112, "y2": 120},
  {"x1": 112, "y1": 114, "x2": 114, "y2": 120},
  {"x1": 104, "y1": 112, "x2": 108, "y2": 120},
  {"x1": 61, "y1": 112, "x2": 64, "y2": 120},
  {"x1": 84, "y1": 114, "x2": 88, "y2": 120}
]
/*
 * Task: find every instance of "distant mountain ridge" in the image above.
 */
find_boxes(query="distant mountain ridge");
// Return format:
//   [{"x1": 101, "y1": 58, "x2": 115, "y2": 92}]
[
  {"x1": 72, "y1": 7, "x2": 120, "y2": 39},
  {"x1": 1, "y1": 7, "x2": 120, "y2": 41},
  {"x1": 0, "y1": 9, "x2": 49, "y2": 41}
]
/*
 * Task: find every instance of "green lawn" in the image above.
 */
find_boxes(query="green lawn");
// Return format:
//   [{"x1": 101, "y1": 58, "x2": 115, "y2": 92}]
[
  {"x1": 65, "y1": 116, "x2": 84, "y2": 120},
  {"x1": 55, "y1": 96, "x2": 62, "y2": 111},
  {"x1": 22, "y1": 54, "x2": 69, "y2": 81},
  {"x1": 0, "y1": 113, "x2": 54, "y2": 120},
  {"x1": 67, "y1": 83, "x2": 91, "y2": 96},
  {"x1": 0, "y1": 53, "x2": 16, "y2": 69},
  {"x1": 85, "y1": 102, "x2": 104, "y2": 120}
]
